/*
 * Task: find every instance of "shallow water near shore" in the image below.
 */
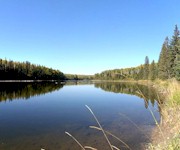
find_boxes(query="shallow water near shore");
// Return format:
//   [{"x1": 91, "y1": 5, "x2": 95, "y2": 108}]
[{"x1": 0, "y1": 82, "x2": 160, "y2": 150}]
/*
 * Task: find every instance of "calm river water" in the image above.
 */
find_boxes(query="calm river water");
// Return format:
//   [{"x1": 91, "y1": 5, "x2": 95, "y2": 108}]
[{"x1": 0, "y1": 82, "x2": 160, "y2": 150}]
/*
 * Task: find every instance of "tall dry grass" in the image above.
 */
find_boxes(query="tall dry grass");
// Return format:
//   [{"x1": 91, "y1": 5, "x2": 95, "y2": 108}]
[{"x1": 148, "y1": 79, "x2": 180, "y2": 150}]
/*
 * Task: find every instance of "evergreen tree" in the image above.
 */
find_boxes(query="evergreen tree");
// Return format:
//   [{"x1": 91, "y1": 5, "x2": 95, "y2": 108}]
[
  {"x1": 174, "y1": 37, "x2": 180, "y2": 80},
  {"x1": 158, "y1": 37, "x2": 170, "y2": 79},
  {"x1": 169, "y1": 25, "x2": 180, "y2": 77},
  {"x1": 174, "y1": 54, "x2": 180, "y2": 80},
  {"x1": 149, "y1": 60, "x2": 156, "y2": 80},
  {"x1": 137, "y1": 65, "x2": 144, "y2": 80},
  {"x1": 144, "y1": 56, "x2": 149, "y2": 79}
]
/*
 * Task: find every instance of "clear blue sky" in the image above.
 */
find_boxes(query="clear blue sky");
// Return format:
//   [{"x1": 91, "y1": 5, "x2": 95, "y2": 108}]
[{"x1": 0, "y1": 0, "x2": 180, "y2": 75}]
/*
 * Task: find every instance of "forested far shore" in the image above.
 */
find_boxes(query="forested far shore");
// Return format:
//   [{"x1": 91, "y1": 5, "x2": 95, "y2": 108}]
[
  {"x1": 95, "y1": 25, "x2": 180, "y2": 81},
  {"x1": 0, "y1": 59, "x2": 65, "y2": 80},
  {"x1": 65, "y1": 74, "x2": 94, "y2": 80},
  {"x1": 0, "y1": 59, "x2": 94, "y2": 81}
]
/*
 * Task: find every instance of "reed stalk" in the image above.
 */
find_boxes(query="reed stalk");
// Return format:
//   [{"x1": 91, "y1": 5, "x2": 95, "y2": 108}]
[
  {"x1": 118, "y1": 113, "x2": 150, "y2": 140},
  {"x1": 65, "y1": 131, "x2": 86, "y2": 150},
  {"x1": 84, "y1": 146, "x2": 98, "y2": 150},
  {"x1": 85, "y1": 105, "x2": 114, "y2": 150},
  {"x1": 136, "y1": 88, "x2": 165, "y2": 141},
  {"x1": 89, "y1": 125, "x2": 131, "y2": 150}
]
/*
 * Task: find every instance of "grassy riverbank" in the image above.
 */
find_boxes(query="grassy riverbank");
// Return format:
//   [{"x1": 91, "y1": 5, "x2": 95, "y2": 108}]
[
  {"x1": 148, "y1": 79, "x2": 180, "y2": 150},
  {"x1": 94, "y1": 79, "x2": 180, "y2": 149}
]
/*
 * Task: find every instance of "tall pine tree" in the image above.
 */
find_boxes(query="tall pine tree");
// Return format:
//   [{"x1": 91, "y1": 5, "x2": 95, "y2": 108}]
[
  {"x1": 158, "y1": 37, "x2": 170, "y2": 79},
  {"x1": 174, "y1": 34, "x2": 180, "y2": 80},
  {"x1": 144, "y1": 56, "x2": 149, "y2": 79},
  {"x1": 149, "y1": 60, "x2": 156, "y2": 80},
  {"x1": 174, "y1": 54, "x2": 180, "y2": 80},
  {"x1": 169, "y1": 25, "x2": 180, "y2": 77},
  {"x1": 137, "y1": 65, "x2": 144, "y2": 80}
]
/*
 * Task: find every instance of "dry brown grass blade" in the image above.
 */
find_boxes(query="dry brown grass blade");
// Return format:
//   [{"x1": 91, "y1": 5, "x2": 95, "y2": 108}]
[
  {"x1": 84, "y1": 146, "x2": 98, "y2": 150},
  {"x1": 65, "y1": 131, "x2": 85, "y2": 150},
  {"x1": 119, "y1": 113, "x2": 150, "y2": 140},
  {"x1": 85, "y1": 105, "x2": 114, "y2": 150},
  {"x1": 112, "y1": 145, "x2": 121, "y2": 150},
  {"x1": 90, "y1": 126, "x2": 132, "y2": 150}
]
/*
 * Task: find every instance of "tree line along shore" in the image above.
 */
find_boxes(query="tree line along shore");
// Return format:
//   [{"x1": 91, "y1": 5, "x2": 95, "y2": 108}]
[{"x1": 95, "y1": 25, "x2": 180, "y2": 81}]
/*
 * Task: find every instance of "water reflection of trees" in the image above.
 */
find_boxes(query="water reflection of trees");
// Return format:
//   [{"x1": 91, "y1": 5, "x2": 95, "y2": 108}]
[
  {"x1": 64, "y1": 80, "x2": 94, "y2": 86},
  {"x1": 0, "y1": 82, "x2": 63, "y2": 102},
  {"x1": 95, "y1": 82, "x2": 161, "y2": 108}
]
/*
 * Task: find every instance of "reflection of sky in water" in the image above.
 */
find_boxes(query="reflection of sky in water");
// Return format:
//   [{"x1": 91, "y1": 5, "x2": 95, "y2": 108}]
[{"x1": 0, "y1": 84, "x2": 160, "y2": 150}]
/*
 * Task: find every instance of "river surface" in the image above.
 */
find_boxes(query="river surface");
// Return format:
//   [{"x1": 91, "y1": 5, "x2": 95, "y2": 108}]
[{"x1": 0, "y1": 82, "x2": 160, "y2": 150}]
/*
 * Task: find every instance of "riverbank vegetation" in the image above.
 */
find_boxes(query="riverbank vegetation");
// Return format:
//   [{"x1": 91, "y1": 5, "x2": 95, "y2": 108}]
[{"x1": 148, "y1": 79, "x2": 180, "y2": 150}]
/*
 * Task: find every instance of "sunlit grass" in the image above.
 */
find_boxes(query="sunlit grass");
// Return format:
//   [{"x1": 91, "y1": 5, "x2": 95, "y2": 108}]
[
  {"x1": 148, "y1": 79, "x2": 180, "y2": 150},
  {"x1": 167, "y1": 79, "x2": 180, "y2": 106}
]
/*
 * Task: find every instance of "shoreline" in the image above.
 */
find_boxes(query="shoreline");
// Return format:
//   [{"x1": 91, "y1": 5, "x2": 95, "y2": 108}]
[{"x1": 0, "y1": 80, "x2": 64, "y2": 82}]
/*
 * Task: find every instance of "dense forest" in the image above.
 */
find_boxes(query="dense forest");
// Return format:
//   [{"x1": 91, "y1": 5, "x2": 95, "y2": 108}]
[
  {"x1": 0, "y1": 59, "x2": 65, "y2": 80},
  {"x1": 65, "y1": 74, "x2": 94, "y2": 80},
  {"x1": 0, "y1": 59, "x2": 94, "y2": 81},
  {"x1": 95, "y1": 25, "x2": 180, "y2": 81}
]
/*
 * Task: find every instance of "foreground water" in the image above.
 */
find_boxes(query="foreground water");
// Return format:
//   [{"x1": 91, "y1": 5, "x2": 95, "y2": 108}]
[{"x1": 0, "y1": 82, "x2": 160, "y2": 150}]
